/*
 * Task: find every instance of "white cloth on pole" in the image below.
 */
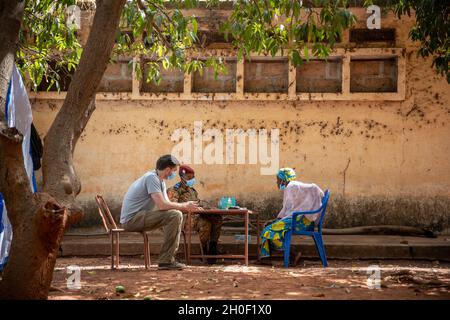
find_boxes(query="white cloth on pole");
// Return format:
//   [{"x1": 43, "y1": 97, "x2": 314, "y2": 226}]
[
  {"x1": 7, "y1": 65, "x2": 34, "y2": 188},
  {"x1": 0, "y1": 196, "x2": 11, "y2": 270},
  {"x1": 0, "y1": 64, "x2": 35, "y2": 271}
]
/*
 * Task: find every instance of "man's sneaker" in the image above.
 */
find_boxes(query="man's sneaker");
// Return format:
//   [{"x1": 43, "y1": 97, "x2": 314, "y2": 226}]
[{"x1": 157, "y1": 261, "x2": 185, "y2": 270}]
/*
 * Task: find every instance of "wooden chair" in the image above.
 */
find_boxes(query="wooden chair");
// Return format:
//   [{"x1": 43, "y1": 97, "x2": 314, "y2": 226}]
[{"x1": 95, "y1": 195, "x2": 151, "y2": 270}]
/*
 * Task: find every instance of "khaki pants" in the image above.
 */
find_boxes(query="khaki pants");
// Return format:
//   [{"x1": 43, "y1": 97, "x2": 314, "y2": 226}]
[{"x1": 122, "y1": 209, "x2": 183, "y2": 264}]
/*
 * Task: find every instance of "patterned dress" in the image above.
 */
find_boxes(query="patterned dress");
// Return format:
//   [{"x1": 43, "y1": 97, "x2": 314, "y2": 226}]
[{"x1": 260, "y1": 215, "x2": 314, "y2": 257}]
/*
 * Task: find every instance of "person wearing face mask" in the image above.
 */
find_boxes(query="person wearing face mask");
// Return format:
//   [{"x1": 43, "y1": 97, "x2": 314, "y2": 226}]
[
  {"x1": 259, "y1": 167, "x2": 324, "y2": 262},
  {"x1": 167, "y1": 165, "x2": 223, "y2": 265},
  {"x1": 120, "y1": 155, "x2": 200, "y2": 270}
]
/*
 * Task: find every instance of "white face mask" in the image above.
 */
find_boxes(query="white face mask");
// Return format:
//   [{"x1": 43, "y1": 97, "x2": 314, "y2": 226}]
[
  {"x1": 167, "y1": 170, "x2": 177, "y2": 180},
  {"x1": 185, "y1": 178, "x2": 196, "y2": 187}
]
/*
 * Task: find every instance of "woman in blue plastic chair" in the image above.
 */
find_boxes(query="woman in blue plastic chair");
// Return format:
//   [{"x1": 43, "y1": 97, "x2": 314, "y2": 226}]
[{"x1": 260, "y1": 168, "x2": 324, "y2": 259}]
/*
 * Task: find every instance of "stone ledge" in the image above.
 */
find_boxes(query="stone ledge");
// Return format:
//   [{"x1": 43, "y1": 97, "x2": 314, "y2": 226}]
[{"x1": 60, "y1": 234, "x2": 450, "y2": 262}]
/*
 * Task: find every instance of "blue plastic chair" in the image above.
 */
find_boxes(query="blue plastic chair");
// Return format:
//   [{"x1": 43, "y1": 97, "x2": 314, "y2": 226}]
[{"x1": 283, "y1": 190, "x2": 330, "y2": 268}]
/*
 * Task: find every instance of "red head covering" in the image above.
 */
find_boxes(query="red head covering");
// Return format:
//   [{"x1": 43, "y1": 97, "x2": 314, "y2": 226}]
[{"x1": 179, "y1": 165, "x2": 195, "y2": 176}]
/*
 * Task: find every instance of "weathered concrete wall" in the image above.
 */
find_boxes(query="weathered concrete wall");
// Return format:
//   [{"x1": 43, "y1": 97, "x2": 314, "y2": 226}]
[{"x1": 29, "y1": 8, "x2": 450, "y2": 232}]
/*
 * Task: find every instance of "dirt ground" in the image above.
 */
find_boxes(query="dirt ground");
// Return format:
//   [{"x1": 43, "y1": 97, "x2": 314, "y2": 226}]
[{"x1": 49, "y1": 256, "x2": 450, "y2": 300}]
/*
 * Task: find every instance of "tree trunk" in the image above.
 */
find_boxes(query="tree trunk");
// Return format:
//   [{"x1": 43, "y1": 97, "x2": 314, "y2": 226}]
[
  {"x1": 0, "y1": 0, "x2": 23, "y2": 115},
  {"x1": 0, "y1": 0, "x2": 126, "y2": 299}
]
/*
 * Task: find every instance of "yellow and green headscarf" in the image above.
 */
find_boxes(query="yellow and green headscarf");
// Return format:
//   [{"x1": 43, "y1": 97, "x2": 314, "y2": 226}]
[{"x1": 277, "y1": 167, "x2": 296, "y2": 182}]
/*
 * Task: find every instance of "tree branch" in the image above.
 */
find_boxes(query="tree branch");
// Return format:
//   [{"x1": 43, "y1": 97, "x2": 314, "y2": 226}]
[
  {"x1": 41, "y1": 0, "x2": 127, "y2": 224},
  {"x1": 136, "y1": 0, "x2": 175, "y2": 51},
  {"x1": 0, "y1": 128, "x2": 35, "y2": 226}
]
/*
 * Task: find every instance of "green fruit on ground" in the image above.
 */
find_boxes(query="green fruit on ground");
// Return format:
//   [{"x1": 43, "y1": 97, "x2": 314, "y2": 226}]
[{"x1": 115, "y1": 285, "x2": 125, "y2": 293}]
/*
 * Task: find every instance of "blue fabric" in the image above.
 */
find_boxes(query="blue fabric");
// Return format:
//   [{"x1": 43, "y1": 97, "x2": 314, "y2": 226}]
[
  {"x1": 173, "y1": 181, "x2": 182, "y2": 190},
  {"x1": 0, "y1": 193, "x2": 4, "y2": 234},
  {"x1": 0, "y1": 80, "x2": 11, "y2": 272},
  {"x1": 31, "y1": 171, "x2": 37, "y2": 192},
  {"x1": 5, "y1": 79, "x2": 11, "y2": 119},
  {"x1": 29, "y1": 145, "x2": 37, "y2": 192},
  {"x1": 0, "y1": 256, "x2": 8, "y2": 272},
  {"x1": 1, "y1": 81, "x2": 11, "y2": 234}
]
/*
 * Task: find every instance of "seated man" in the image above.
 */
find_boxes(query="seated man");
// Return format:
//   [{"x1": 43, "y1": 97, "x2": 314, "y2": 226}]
[
  {"x1": 167, "y1": 165, "x2": 223, "y2": 264},
  {"x1": 260, "y1": 167, "x2": 324, "y2": 262},
  {"x1": 120, "y1": 155, "x2": 199, "y2": 270}
]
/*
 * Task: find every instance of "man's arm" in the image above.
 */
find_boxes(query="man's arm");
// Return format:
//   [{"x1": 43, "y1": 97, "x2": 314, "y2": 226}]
[
  {"x1": 151, "y1": 192, "x2": 199, "y2": 211},
  {"x1": 166, "y1": 187, "x2": 178, "y2": 202}
]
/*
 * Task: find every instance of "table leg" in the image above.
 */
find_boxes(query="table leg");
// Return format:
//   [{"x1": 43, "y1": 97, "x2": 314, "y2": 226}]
[
  {"x1": 244, "y1": 211, "x2": 249, "y2": 266},
  {"x1": 256, "y1": 213, "x2": 261, "y2": 261},
  {"x1": 187, "y1": 211, "x2": 191, "y2": 265},
  {"x1": 143, "y1": 233, "x2": 148, "y2": 269},
  {"x1": 115, "y1": 232, "x2": 120, "y2": 269},
  {"x1": 110, "y1": 232, "x2": 114, "y2": 270}
]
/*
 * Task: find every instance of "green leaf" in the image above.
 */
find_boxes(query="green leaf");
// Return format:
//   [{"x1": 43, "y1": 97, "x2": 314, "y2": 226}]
[
  {"x1": 191, "y1": 18, "x2": 198, "y2": 34},
  {"x1": 303, "y1": 46, "x2": 309, "y2": 62},
  {"x1": 292, "y1": 50, "x2": 302, "y2": 66}
]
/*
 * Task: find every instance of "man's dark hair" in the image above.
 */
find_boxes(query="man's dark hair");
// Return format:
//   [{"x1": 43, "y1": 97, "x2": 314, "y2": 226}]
[{"x1": 156, "y1": 154, "x2": 180, "y2": 170}]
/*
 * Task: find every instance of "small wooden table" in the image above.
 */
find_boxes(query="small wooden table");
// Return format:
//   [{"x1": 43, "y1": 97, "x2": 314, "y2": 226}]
[{"x1": 185, "y1": 208, "x2": 259, "y2": 266}]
